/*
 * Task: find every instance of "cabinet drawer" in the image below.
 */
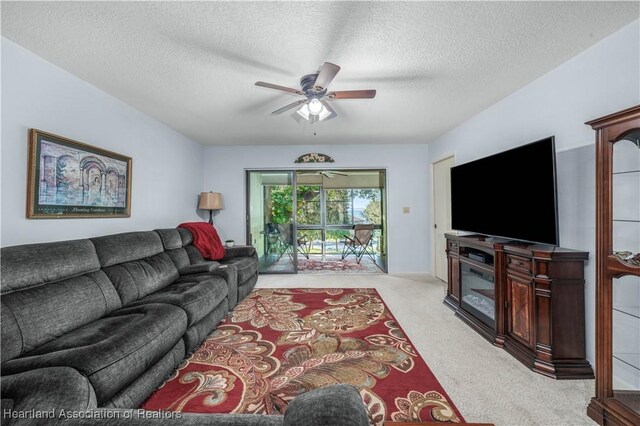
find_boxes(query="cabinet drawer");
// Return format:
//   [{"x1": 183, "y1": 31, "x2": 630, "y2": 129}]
[
  {"x1": 506, "y1": 254, "x2": 533, "y2": 276},
  {"x1": 447, "y1": 240, "x2": 459, "y2": 254}
]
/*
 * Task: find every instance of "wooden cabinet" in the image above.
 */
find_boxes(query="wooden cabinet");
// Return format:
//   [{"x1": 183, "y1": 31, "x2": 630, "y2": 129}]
[
  {"x1": 445, "y1": 233, "x2": 592, "y2": 379},
  {"x1": 507, "y1": 274, "x2": 535, "y2": 350},
  {"x1": 587, "y1": 105, "x2": 640, "y2": 426}
]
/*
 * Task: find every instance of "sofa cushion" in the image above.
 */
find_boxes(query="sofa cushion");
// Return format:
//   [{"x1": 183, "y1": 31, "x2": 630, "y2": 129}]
[
  {"x1": 101, "y1": 252, "x2": 179, "y2": 305},
  {"x1": 166, "y1": 247, "x2": 191, "y2": 269},
  {"x1": 179, "y1": 262, "x2": 220, "y2": 276},
  {"x1": 178, "y1": 227, "x2": 194, "y2": 245},
  {"x1": 1, "y1": 303, "x2": 187, "y2": 406},
  {"x1": 1, "y1": 367, "x2": 97, "y2": 412},
  {"x1": 183, "y1": 299, "x2": 229, "y2": 354},
  {"x1": 91, "y1": 232, "x2": 164, "y2": 267},
  {"x1": 154, "y1": 228, "x2": 183, "y2": 250},
  {"x1": 283, "y1": 384, "x2": 370, "y2": 426},
  {"x1": 220, "y1": 256, "x2": 258, "y2": 284},
  {"x1": 1, "y1": 270, "x2": 121, "y2": 363},
  {"x1": 0, "y1": 239, "x2": 100, "y2": 294},
  {"x1": 238, "y1": 273, "x2": 259, "y2": 301},
  {"x1": 185, "y1": 244, "x2": 206, "y2": 264},
  {"x1": 214, "y1": 265, "x2": 239, "y2": 308},
  {"x1": 131, "y1": 277, "x2": 228, "y2": 326},
  {"x1": 155, "y1": 228, "x2": 197, "y2": 271},
  {"x1": 103, "y1": 340, "x2": 185, "y2": 409},
  {"x1": 91, "y1": 231, "x2": 181, "y2": 305},
  {"x1": 223, "y1": 245, "x2": 257, "y2": 260}
]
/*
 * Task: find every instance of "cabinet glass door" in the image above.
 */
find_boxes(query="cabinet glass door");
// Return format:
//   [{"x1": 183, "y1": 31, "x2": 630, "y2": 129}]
[{"x1": 611, "y1": 133, "x2": 640, "y2": 415}]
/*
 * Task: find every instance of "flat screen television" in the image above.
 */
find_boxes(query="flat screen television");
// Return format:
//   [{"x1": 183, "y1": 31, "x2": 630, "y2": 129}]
[{"x1": 450, "y1": 136, "x2": 559, "y2": 245}]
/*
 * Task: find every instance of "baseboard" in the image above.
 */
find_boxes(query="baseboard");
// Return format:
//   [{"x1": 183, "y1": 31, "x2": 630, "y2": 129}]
[{"x1": 388, "y1": 272, "x2": 435, "y2": 280}]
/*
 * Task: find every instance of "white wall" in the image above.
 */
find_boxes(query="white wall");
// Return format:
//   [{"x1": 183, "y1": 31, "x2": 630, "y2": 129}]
[
  {"x1": 202, "y1": 144, "x2": 430, "y2": 274},
  {"x1": 429, "y1": 20, "x2": 640, "y2": 365},
  {"x1": 1, "y1": 38, "x2": 204, "y2": 246}
]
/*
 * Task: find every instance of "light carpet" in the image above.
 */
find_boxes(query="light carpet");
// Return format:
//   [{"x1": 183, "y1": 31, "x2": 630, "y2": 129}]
[{"x1": 256, "y1": 273, "x2": 595, "y2": 426}]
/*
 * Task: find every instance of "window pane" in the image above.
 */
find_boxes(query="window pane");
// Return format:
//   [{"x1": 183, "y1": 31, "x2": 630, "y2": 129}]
[
  {"x1": 326, "y1": 189, "x2": 353, "y2": 225},
  {"x1": 298, "y1": 229, "x2": 323, "y2": 254},
  {"x1": 353, "y1": 189, "x2": 382, "y2": 224},
  {"x1": 297, "y1": 185, "x2": 321, "y2": 225},
  {"x1": 266, "y1": 185, "x2": 293, "y2": 223},
  {"x1": 325, "y1": 229, "x2": 347, "y2": 254}
]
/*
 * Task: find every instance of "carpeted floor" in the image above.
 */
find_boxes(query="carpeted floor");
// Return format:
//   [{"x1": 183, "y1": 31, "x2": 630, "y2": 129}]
[
  {"x1": 254, "y1": 274, "x2": 596, "y2": 426},
  {"x1": 142, "y1": 288, "x2": 463, "y2": 424}
]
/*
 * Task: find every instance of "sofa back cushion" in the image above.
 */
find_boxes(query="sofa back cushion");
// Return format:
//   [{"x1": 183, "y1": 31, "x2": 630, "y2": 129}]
[
  {"x1": 155, "y1": 228, "x2": 190, "y2": 270},
  {"x1": 1, "y1": 240, "x2": 122, "y2": 363},
  {"x1": 179, "y1": 228, "x2": 207, "y2": 264},
  {"x1": 155, "y1": 228, "x2": 206, "y2": 270},
  {"x1": 91, "y1": 232, "x2": 179, "y2": 305}
]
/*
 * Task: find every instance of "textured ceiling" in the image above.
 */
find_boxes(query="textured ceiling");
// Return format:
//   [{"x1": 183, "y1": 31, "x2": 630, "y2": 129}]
[{"x1": 2, "y1": 1, "x2": 638, "y2": 146}]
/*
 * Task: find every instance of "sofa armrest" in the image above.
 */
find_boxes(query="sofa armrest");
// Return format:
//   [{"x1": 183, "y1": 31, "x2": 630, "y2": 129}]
[
  {"x1": 2, "y1": 367, "x2": 97, "y2": 425},
  {"x1": 178, "y1": 261, "x2": 220, "y2": 276},
  {"x1": 224, "y1": 245, "x2": 257, "y2": 260},
  {"x1": 283, "y1": 384, "x2": 369, "y2": 426}
]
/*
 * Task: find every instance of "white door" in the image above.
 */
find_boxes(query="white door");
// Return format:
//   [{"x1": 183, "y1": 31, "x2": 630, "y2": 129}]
[{"x1": 433, "y1": 156, "x2": 455, "y2": 282}]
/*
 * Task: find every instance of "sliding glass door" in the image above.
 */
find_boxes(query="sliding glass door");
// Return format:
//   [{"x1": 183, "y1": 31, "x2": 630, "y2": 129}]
[
  {"x1": 246, "y1": 171, "x2": 297, "y2": 273},
  {"x1": 246, "y1": 169, "x2": 387, "y2": 273}
]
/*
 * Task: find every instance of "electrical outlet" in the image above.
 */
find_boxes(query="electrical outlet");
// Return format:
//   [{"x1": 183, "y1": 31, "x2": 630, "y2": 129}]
[{"x1": 403, "y1": 207, "x2": 410, "y2": 214}]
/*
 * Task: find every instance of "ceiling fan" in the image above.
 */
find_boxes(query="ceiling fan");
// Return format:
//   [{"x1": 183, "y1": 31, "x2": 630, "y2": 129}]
[
  {"x1": 297, "y1": 170, "x2": 349, "y2": 179},
  {"x1": 255, "y1": 62, "x2": 376, "y2": 121}
]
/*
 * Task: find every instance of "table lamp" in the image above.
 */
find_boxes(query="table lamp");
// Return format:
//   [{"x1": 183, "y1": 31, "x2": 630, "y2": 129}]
[{"x1": 198, "y1": 192, "x2": 223, "y2": 224}]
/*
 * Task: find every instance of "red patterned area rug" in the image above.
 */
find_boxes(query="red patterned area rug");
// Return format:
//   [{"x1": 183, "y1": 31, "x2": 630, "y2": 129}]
[
  {"x1": 142, "y1": 288, "x2": 464, "y2": 424},
  {"x1": 297, "y1": 256, "x2": 382, "y2": 274}
]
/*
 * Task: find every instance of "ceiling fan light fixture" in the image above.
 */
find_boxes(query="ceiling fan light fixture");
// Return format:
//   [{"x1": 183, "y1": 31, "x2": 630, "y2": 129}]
[
  {"x1": 308, "y1": 98, "x2": 323, "y2": 115},
  {"x1": 317, "y1": 106, "x2": 332, "y2": 121},
  {"x1": 296, "y1": 103, "x2": 311, "y2": 120},
  {"x1": 258, "y1": 62, "x2": 376, "y2": 121},
  {"x1": 297, "y1": 100, "x2": 330, "y2": 122}
]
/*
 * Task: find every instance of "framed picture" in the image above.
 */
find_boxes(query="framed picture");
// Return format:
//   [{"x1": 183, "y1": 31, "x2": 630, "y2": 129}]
[{"x1": 27, "y1": 129, "x2": 132, "y2": 218}]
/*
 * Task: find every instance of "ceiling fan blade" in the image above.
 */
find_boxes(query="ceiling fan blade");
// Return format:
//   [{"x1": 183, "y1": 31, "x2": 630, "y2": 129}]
[
  {"x1": 314, "y1": 62, "x2": 341, "y2": 90},
  {"x1": 271, "y1": 99, "x2": 306, "y2": 115},
  {"x1": 327, "y1": 89, "x2": 376, "y2": 99},
  {"x1": 256, "y1": 81, "x2": 304, "y2": 95}
]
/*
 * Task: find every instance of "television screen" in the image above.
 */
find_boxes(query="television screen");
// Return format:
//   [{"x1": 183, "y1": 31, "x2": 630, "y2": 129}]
[{"x1": 450, "y1": 136, "x2": 559, "y2": 245}]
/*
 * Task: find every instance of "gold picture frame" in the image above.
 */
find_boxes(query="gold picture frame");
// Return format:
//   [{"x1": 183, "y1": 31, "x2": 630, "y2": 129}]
[{"x1": 27, "y1": 129, "x2": 132, "y2": 218}]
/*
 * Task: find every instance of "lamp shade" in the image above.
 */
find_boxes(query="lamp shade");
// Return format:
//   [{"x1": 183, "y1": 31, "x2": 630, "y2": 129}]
[{"x1": 198, "y1": 192, "x2": 223, "y2": 210}]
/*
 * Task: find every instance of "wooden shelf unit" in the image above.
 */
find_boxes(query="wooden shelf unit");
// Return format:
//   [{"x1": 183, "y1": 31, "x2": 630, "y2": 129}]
[
  {"x1": 587, "y1": 105, "x2": 640, "y2": 426},
  {"x1": 445, "y1": 233, "x2": 593, "y2": 379}
]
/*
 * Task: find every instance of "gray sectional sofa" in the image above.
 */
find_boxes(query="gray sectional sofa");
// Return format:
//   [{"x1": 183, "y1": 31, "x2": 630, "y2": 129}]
[{"x1": 0, "y1": 228, "x2": 369, "y2": 426}]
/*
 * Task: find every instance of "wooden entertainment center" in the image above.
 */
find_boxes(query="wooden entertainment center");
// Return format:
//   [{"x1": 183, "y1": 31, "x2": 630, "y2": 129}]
[{"x1": 445, "y1": 233, "x2": 593, "y2": 379}]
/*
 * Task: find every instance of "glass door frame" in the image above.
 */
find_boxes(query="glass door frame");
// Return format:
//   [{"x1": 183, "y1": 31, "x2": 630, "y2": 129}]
[
  {"x1": 245, "y1": 170, "x2": 298, "y2": 274},
  {"x1": 245, "y1": 168, "x2": 388, "y2": 274}
]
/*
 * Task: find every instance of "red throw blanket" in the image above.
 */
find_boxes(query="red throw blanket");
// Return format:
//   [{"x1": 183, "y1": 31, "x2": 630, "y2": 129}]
[{"x1": 178, "y1": 222, "x2": 225, "y2": 261}]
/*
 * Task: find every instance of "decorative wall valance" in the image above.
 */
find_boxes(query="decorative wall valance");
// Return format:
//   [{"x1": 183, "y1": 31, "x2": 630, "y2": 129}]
[{"x1": 294, "y1": 153, "x2": 334, "y2": 164}]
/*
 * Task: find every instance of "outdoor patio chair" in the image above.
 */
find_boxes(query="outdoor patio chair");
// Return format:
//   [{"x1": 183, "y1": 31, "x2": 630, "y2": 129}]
[
  {"x1": 262, "y1": 223, "x2": 288, "y2": 261},
  {"x1": 263, "y1": 223, "x2": 312, "y2": 261},
  {"x1": 341, "y1": 224, "x2": 376, "y2": 264},
  {"x1": 296, "y1": 232, "x2": 311, "y2": 259},
  {"x1": 276, "y1": 223, "x2": 295, "y2": 260}
]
